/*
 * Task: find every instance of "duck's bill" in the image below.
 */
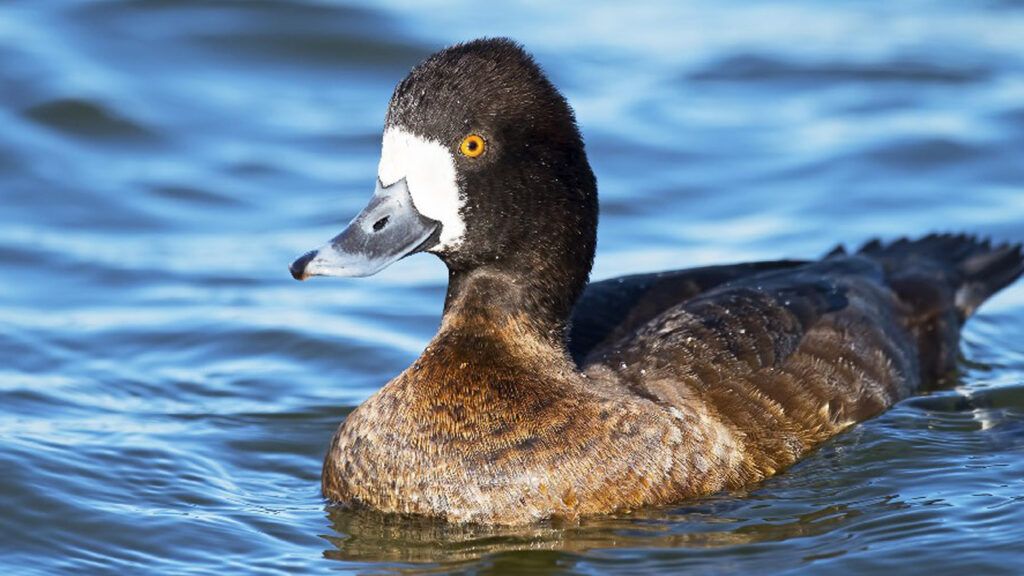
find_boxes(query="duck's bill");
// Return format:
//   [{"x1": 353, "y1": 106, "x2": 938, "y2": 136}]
[{"x1": 289, "y1": 178, "x2": 439, "y2": 280}]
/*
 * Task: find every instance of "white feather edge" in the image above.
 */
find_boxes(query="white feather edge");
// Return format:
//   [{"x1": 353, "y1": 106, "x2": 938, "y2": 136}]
[{"x1": 378, "y1": 127, "x2": 465, "y2": 250}]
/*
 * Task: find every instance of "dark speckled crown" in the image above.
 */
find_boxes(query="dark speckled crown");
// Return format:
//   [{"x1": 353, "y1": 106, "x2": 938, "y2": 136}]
[{"x1": 385, "y1": 38, "x2": 580, "y2": 147}]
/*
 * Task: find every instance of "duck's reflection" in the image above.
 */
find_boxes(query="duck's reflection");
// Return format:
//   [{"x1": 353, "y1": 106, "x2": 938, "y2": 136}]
[{"x1": 318, "y1": 491, "x2": 869, "y2": 567}]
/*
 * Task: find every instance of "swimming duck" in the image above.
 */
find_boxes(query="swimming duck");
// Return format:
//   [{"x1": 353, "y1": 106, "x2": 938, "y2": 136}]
[{"x1": 289, "y1": 38, "x2": 1024, "y2": 525}]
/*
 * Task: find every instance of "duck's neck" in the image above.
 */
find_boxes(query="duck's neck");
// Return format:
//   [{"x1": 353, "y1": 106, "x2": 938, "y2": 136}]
[
  {"x1": 439, "y1": 251, "x2": 592, "y2": 355},
  {"x1": 404, "y1": 264, "x2": 591, "y2": 432}
]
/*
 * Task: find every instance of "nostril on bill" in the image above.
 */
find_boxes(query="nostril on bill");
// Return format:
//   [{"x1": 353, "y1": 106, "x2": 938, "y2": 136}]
[{"x1": 372, "y1": 216, "x2": 390, "y2": 232}]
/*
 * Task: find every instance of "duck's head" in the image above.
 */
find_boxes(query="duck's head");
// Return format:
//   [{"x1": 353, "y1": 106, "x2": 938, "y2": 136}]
[{"x1": 290, "y1": 38, "x2": 597, "y2": 323}]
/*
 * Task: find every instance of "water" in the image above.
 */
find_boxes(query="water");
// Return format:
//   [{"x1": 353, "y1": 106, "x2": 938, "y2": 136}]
[{"x1": 1, "y1": 1, "x2": 1023, "y2": 574}]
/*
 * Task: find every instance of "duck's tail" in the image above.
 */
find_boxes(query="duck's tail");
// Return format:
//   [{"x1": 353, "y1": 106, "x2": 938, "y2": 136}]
[
  {"x1": 856, "y1": 233, "x2": 1023, "y2": 321},
  {"x1": 828, "y1": 234, "x2": 1023, "y2": 383}
]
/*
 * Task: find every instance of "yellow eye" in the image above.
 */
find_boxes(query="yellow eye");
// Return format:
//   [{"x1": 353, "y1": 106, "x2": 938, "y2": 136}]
[{"x1": 459, "y1": 134, "x2": 486, "y2": 158}]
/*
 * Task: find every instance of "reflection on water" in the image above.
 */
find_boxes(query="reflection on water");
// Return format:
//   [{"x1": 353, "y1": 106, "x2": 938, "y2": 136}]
[
  {"x1": 1, "y1": 0, "x2": 1023, "y2": 574},
  {"x1": 321, "y1": 498, "x2": 860, "y2": 565}
]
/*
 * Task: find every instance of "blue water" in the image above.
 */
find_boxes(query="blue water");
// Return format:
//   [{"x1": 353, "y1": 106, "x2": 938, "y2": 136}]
[{"x1": 1, "y1": 1, "x2": 1023, "y2": 574}]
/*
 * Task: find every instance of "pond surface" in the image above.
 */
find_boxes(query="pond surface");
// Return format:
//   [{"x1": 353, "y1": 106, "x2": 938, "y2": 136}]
[{"x1": 1, "y1": 1, "x2": 1023, "y2": 574}]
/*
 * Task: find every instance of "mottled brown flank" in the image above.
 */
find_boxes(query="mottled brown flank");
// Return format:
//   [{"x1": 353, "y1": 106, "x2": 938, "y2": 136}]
[{"x1": 322, "y1": 237, "x2": 1022, "y2": 525}]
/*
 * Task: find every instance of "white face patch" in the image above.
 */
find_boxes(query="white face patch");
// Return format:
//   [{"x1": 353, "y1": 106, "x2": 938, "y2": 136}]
[{"x1": 378, "y1": 127, "x2": 465, "y2": 250}]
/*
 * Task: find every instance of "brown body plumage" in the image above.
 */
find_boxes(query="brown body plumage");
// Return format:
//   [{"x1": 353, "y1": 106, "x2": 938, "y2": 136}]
[
  {"x1": 291, "y1": 39, "x2": 1024, "y2": 525},
  {"x1": 321, "y1": 237, "x2": 1022, "y2": 524}
]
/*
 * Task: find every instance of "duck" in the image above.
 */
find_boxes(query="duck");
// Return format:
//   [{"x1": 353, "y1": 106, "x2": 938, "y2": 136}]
[{"x1": 288, "y1": 38, "x2": 1024, "y2": 525}]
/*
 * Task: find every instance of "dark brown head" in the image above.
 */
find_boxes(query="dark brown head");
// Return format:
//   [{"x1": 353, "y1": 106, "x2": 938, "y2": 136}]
[{"x1": 290, "y1": 38, "x2": 598, "y2": 329}]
